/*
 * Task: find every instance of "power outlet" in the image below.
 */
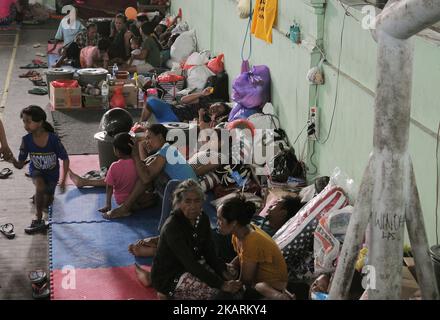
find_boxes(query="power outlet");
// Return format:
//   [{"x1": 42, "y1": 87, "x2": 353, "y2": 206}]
[{"x1": 307, "y1": 106, "x2": 319, "y2": 140}]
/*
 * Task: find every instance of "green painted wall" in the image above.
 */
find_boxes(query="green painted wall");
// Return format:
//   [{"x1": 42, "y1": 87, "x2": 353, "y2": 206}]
[{"x1": 171, "y1": 0, "x2": 440, "y2": 246}]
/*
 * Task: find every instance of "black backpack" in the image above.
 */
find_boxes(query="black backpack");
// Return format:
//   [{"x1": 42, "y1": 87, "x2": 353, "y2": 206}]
[
  {"x1": 269, "y1": 143, "x2": 305, "y2": 183},
  {"x1": 206, "y1": 72, "x2": 229, "y2": 102}
]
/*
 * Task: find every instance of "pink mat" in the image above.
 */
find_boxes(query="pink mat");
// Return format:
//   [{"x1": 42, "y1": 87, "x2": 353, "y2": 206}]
[
  {"x1": 51, "y1": 265, "x2": 157, "y2": 300},
  {"x1": 62, "y1": 154, "x2": 100, "y2": 186}
]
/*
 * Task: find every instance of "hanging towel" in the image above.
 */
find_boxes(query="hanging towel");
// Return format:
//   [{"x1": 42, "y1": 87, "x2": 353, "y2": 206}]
[{"x1": 251, "y1": 0, "x2": 278, "y2": 44}]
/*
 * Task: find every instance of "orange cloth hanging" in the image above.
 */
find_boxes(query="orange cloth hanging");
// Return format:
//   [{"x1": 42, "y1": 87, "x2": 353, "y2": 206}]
[
  {"x1": 251, "y1": 0, "x2": 278, "y2": 43},
  {"x1": 251, "y1": 0, "x2": 278, "y2": 44}
]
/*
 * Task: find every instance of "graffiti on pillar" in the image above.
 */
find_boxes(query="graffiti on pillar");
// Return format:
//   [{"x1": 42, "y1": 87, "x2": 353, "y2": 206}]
[{"x1": 374, "y1": 212, "x2": 405, "y2": 241}]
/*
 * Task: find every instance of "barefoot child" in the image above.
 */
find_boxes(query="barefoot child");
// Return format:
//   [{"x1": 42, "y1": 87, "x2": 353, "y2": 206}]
[
  {"x1": 12, "y1": 105, "x2": 69, "y2": 234},
  {"x1": 98, "y1": 133, "x2": 140, "y2": 217}
]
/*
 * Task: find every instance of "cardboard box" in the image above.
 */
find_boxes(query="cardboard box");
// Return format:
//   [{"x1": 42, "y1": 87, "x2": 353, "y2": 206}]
[
  {"x1": 82, "y1": 94, "x2": 103, "y2": 108},
  {"x1": 50, "y1": 82, "x2": 82, "y2": 110},
  {"x1": 110, "y1": 84, "x2": 138, "y2": 107},
  {"x1": 401, "y1": 266, "x2": 420, "y2": 299}
]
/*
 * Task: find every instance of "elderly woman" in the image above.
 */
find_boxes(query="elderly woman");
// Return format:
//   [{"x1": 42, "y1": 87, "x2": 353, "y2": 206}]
[
  {"x1": 104, "y1": 123, "x2": 197, "y2": 219},
  {"x1": 216, "y1": 195, "x2": 295, "y2": 300},
  {"x1": 134, "y1": 179, "x2": 242, "y2": 299}
]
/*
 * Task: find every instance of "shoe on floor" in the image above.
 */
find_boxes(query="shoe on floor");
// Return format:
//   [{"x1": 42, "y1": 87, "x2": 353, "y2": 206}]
[
  {"x1": 28, "y1": 88, "x2": 48, "y2": 95},
  {"x1": 24, "y1": 219, "x2": 48, "y2": 234}
]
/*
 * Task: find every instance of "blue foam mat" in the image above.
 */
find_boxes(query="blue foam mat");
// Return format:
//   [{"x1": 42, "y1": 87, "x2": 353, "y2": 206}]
[
  {"x1": 51, "y1": 186, "x2": 218, "y2": 226},
  {"x1": 50, "y1": 216, "x2": 160, "y2": 269}
]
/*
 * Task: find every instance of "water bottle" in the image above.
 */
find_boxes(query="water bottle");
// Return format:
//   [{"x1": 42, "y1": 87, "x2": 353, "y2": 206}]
[
  {"x1": 112, "y1": 63, "x2": 118, "y2": 78},
  {"x1": 101, "y1": 80, "x2": 109, "y2": 110},
  {"x1": 228, "y1": 168, "x2": 245, "y2": 187},
  {"x1": 311, "y1": 292, "x2": 328, "y2": 300}
]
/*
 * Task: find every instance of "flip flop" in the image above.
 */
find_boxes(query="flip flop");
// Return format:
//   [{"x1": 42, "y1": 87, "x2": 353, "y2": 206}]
[
  {"x1": 19, "y1": 70, "x2": 40, "y2": 78},
  {"x1": 31, "y1": 80, "x2": 47, "y2": 87},
  {"x1": 28, "y1": 88, "x2": 48, "y2": 95},
  {"x1": 29, "y1": 270, "x2": 47, "y2": 284},
  {"x1": 20, "y1": 63, "x2": 42, "y2": 69},
  {"x1": 0, "y1": 223, "x2": 15, "y2": 239},
  {"x1": 32, "y1": 281, "x2": 50, "y2": 299},
  {"x1": 0, "y1": 168, "x2": 12, "y2": 179}
]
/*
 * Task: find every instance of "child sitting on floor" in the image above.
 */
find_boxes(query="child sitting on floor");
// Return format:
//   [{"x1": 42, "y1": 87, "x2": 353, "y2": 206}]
[
  {"x1": 127, "y1": 36, "x2": 144, "y2": 67},
  {"x1": 98, "y1": 133, "x2": 139, "y2": 216},
  {"x1": 79, "y1": 38, "x2": 110, "y2": 69}
]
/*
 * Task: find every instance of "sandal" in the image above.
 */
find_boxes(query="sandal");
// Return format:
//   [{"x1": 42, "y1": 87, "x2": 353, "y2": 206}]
[
  {"x1": 20, "y1": 63, "x2": 42, "y2": 69},
  {"x1": 31, "y1": 80, "x2": 47, "y2": 87},
  {"x1": 29, "y1": 270, "x2": 47, "y2": 284},
  {"x1": 32, "y1": 281, "x2": 50, "y2": 299},
  {"x1": 19, "y1": 70, "x2": 40, "y2": 78},
  {"x1": 0, "y1": 223, "x2": 15, "y2": 239},
  {"x1": 28, "y1": 88, "x2": 48, "y2": 95},
  {"x1": 0, "y1": 168, "x2": 13, "y2": 179}
]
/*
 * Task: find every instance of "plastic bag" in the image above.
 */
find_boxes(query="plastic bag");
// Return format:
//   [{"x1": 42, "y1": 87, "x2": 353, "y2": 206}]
[
  {"x1": 186, "y1": 65, "x2": 215, "y2": 90},
  {"x1": 329, "y1": 167, "x2": 358, "y2": 204},
  {"x1": 170, "y1": 29, "x2": 197, "y2": 63},
  {"x1": 110, "y1": 86, "x2": 126, "y2": 109},
  {"x1": 207, "y1": 54, "x2": 225, "y2": 74},
  {"x1": 237, "y1": 0, "x2": 251, "y2": 19},
  {"x1": 51, "y1": 79, "x2": 79, "y2": 88},
  {"x1": 184, "y1": 51, "x2": 211, "y2": 69},
  {"x1": 314, "y1": 206, "x2": 353, "y2": 274},
  {"x1": 232, "y1": 60, "x2": 271, "y2": 109}
]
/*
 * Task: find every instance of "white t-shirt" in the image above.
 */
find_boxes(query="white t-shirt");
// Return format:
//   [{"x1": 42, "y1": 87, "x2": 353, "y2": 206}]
[{"x1": 54, "y1": 16, "x2": 85, "y2": 45}]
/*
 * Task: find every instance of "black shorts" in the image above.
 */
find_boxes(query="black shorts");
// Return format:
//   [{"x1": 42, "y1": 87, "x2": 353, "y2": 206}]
[{"x1": 31, "y1": 170, "x2": 58, "y2": 196}]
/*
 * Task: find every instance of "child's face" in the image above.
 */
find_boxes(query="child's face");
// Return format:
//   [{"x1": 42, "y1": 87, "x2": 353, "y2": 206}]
[
  {"x1": 22, "y1": 114, "x2": 41, "y2": 133},
  {"x1": 130, "y1": 41, "x2": 140, "y2": 50}
]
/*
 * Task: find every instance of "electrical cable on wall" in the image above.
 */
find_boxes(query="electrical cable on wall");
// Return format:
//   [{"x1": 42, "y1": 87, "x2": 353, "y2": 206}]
[
  {"x1": 241, "y1": 0, "x2": 253, "y2": 61},
  {"x1": 318, "y1": 11, "x2": 347, "y2": 145},
  {"x1": 436, "y1": 120, "x2": 440, "y2": 245}
]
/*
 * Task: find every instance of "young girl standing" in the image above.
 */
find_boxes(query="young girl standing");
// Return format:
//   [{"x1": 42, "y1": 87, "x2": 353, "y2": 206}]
[{"x1": 12, "y1": 105, "x2": 69, "y2": 234}]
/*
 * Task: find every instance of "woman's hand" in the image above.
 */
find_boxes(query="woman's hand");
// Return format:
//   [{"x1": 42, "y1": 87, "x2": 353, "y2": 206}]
[
  {"x1": 0, "y1": 145, "x2": 13, "y2": 162},
  {"x1": 202, "y1": 87, "x2": 214, "y2": 97},
  {"x1": 225, "y1": 263, "x2": 239, "y2": 279},
  {"x1": 221, "y1": 280, "x2": 242, "y2": 293}
]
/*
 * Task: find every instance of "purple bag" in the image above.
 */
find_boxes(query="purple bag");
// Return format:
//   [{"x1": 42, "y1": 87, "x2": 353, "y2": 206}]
[
  {"x1": 232, "y1": 60, "x2": 271, "y2": 109},
  {"x1": 228, "y1": 103, "x2": 262, "y2": 122}
]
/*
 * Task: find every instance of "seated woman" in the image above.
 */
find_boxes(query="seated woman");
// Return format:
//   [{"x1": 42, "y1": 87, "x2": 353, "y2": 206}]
[
  {"x1": 140, "y1": 87, "x2": 231, "y2": 124},
  {"x1": 216, "y1": 195, "x2": 295, "y2": 300},
  {"x1": 105, "y1": 123, "x2": 197, "y2": 219},
  {"x1": 133, "y1": 179, "x2": 242, "y2": 300},
  {"x1": 108, "y1": 13, "x2": 130, "y2": 64}
]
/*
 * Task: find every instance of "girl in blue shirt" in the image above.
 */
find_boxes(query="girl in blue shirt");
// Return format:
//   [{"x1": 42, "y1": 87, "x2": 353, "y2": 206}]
[{"x1": 12, "y1": 106, "x2": 69, "y2": 234}]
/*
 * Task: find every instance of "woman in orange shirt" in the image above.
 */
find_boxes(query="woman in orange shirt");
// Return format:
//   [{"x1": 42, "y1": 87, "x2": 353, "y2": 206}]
[{"x1": 216, "y1": 195, "x2": 295, "y2": 299}]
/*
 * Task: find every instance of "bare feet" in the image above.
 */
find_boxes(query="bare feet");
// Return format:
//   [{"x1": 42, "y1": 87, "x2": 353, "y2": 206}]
[
  {"x1": 128, "y1": 238, "x2": 158, "y2": 257},
  {"x1": 69, "y1": 170, "x2": 86, "y2": 188},
  {"x1": 102, "y1": 205, "x2": 132, "y2": 219},
  {"x1": 134, "y1": 263, "x2": 151, "y2": 287}
]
